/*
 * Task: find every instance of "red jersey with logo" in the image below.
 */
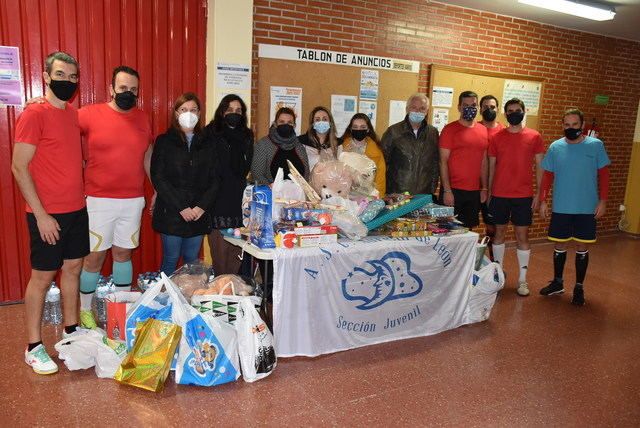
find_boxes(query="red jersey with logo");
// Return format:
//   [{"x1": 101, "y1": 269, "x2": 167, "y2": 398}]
[
  {"x1": 79, "y1": 103, "x2": 152, "y2": 198},
  {"x1": 488, "y1": 127, "x2": 545, "y2": 198},
  {"x1": 14, "y1": 101, "x2": 85, "y2": 214},
  {"x1": 439, "y1": 121, "x2": 489, "y2": 191}
]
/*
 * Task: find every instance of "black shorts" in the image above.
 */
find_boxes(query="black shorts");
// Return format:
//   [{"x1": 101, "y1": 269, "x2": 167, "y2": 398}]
[
  {"x1": 450, "y1": 189, "x2": 480, "y2": 228},
  {"x1": 488, "y1": 196, "x2": 533, "y2": 226},
  {"x1": 548, "y1": 213, "x2": 597, "y2": 243},
  {"x1": 480, "y1": 201, "x2": 494, "y2": 226},
  {"x1": 27, "y1": 207, "x2": 90, "y2": 271}
]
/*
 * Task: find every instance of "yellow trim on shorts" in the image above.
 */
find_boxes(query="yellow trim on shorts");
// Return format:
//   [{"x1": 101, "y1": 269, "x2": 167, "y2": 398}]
[
  {"x1": 548, "y1": 236, "x2": 596, "y2": 244},
  {"x1": 89, "y1": 230, "x2": 103, "y2": 252}
]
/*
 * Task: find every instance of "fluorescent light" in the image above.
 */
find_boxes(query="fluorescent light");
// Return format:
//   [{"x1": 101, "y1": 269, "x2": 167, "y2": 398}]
[{"x1": 518, "y1": 0, "x2": 616, "y2": 21}]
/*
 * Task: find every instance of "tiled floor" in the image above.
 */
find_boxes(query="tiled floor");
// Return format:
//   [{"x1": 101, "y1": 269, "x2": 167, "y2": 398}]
[{"x1": 1, "y1": 234, "x2": 639, "y2": 427}]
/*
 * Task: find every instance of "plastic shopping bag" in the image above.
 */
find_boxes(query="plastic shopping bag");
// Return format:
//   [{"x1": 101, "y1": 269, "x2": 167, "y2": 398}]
[
  {"x1": 106, "y1": 291, "x2": 141, "y2": 341},
  {"x1": 54, "y1": 328, "x2": 127, "y2": 378},
  {"x1": 463, "y1": 261, "x2": 505, "y2": 324},
  {"x1": 114, "y1": 318, "x2": 182, "y2": 392},
  {"x1": 167, "y1": 275, "x2": 240, "y2": 386},
  {"x1": 236, "y1": 297, "x2": 277, "y2": 382},
  {"x1": 125, "y1": 274, "x2": 188, "y2": 350}
]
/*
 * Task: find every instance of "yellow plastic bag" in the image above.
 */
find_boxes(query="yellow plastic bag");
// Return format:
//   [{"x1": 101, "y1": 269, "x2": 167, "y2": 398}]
[{"x1": 114, "y1": 318, "x2": 182, "y2": 392}]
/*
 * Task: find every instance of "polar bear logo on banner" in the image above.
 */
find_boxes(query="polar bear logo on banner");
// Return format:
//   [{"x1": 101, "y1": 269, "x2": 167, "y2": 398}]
[{"x1": 341, "y1": 251, "x2": 423, "y2": 310}]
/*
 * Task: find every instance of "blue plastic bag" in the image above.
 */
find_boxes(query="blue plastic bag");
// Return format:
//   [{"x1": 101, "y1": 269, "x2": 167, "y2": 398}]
[{"x1": 166, "y1": 275, "x2": 240, "y2": 386}]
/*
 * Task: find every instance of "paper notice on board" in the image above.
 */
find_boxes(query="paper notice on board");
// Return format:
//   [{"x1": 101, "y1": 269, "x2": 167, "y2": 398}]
[
  {"x1": 431, "y1": 86, "x2": 454, "y2": 108},
  {"x1": 215, "y1": 63, "x2": 250, "y2": 90},
  {"x1": 331, "y1": 94, "x2": 358, "y2": 136},
  {"x1": 389, "y1": 100, "x2": 406, "y2": 126},
  {"x1": 270, "y1": 86, "x2": 303, "y2": 135},
  {"x1": 359, "y1": 69, "x2": 379, "y2": 100},
  {"x1": 358, "y1": 100, "x2": 377, "y2": 129},
  {"x1": 432, "y1": 108, "x2": 449, "y2": 133},
  {"x1": 0, "y1": 45, "x2": 22, "y2": 106},
  {"x1": 502, "y1": 80, "x2": 541, "y2": 116}
]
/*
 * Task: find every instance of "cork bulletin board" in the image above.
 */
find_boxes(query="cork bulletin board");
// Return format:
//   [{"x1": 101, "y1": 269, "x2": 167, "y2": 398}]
[
  {"x1": 429, "y1": 64, "x2": 544, "y2": 131},
  {"x1": 256, "y1": 45, "x2": 421, "y2": 138}
]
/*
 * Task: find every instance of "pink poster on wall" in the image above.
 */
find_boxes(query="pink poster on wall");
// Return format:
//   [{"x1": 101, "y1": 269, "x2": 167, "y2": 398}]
[{"x1": 0, "y1": 46, "x2": 22, "y2": 106}]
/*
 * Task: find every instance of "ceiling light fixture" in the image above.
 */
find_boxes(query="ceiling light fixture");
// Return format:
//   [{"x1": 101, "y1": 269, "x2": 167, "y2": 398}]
[{"x1": 518, "y1": 0, "x2": 616, "y2": 21}]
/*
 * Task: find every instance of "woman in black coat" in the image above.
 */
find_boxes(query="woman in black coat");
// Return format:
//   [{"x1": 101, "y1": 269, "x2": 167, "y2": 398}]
[
  {"x1": 151, "y1": 92, "x2": 219, "y2": 275},
  {"x1": 205, "y1": 94, "x2": 253, "y2": 275}
]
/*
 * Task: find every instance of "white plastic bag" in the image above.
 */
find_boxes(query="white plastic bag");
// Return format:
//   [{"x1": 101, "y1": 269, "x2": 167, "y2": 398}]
[
  {"x1": 236, "y1": 297, "x2": 277, "y2": 382},
  {"x1": 463, "y1": 262, "x2": 505, "y2": 324},
  {"x1": 54, "y1": 328, "x2": 127, "y2": 378},
  {"x1": 166, "y1": 274, "x2": 241, "y2": 386},
  {"x1": 272, "y1": 168, "x2": 305, "y2": 222}
]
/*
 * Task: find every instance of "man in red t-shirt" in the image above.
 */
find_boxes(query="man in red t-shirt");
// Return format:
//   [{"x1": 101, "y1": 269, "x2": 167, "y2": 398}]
[
  {"x1": 478, "y1": 94, "x2": 505, "y2": 257},
  {"x1": 439, "y1": 90, "x2": 489, "y2": 228},
  {"x1": 488, "y1": 98, "x2": 544, "y2": 297},
  {"x1": 12, "y1": 52, "x2": 88, "y2": 375},
  {"x1": 78, "y1": 66, "x2": 153, "y2": 328}
]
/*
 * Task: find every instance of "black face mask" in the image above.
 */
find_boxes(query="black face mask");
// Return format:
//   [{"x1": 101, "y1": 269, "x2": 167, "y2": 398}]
[
  {"x1": 481, "y1": 109, "x2": 497, "y2": 122},
  {"x1": 114, "y1": 90, "x2": 137, "y2": 111},
  {"x1": 49, "y1": 79, "x2": 77, "y2": 101},
  {"x1": 506, "y1": 111, "x2": 525, "y2": 126},
  {"x1": 276, "y1": 123, "x2": 295, "y2": 138},
  {"x1": 351, "y1": 129, "x2": 368, "y2": 141},
  {"x1": 224, "y1": 113, "x2": 242, "y2": 128},
  {"x1": 564, "y1": 127, "x2": 582, "y2": 140}
]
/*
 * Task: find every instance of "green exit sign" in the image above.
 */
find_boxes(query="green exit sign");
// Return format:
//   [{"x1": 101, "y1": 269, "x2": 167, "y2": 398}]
[{"x1": 595, "y1": 95, "x2": 609, "y2": 105}]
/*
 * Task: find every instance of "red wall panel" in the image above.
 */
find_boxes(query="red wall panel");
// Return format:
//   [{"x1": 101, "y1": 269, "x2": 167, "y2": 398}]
[{"x1": 0, "y1": 0, "x2": 208, "y2": 302}]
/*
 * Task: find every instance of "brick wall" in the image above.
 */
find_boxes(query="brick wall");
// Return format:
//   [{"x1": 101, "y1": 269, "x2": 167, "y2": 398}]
[{"x1": 251, "y1": 0, "x2": 640, "y2": 240}]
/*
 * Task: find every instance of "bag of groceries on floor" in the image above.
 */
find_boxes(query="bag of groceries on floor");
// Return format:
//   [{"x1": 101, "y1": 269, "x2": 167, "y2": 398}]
[
  {"x1": 463, "y1": 261, "x2": 505, "y2": 324},
  {"x1": 114, "y1": 318, "x2": 182, "y2": 393},
  {"x1": 54, "y1": 328, "x2": 127, "y2": 378},
  {"x1": 191, "y1": 274, "x2": 261, "y2": 325},
  {"x1": 125, "y1": 274, "x2": 188, "y2": 350},
  {"x1": 236, "y1": 297, "x2": 277, "y2": 382},
  {"x1": 166, "y1": 274, "x2": 240, "y2": 386},
  {"x1": 106, "y1": 291, "x2": 141, "y2": 341}
]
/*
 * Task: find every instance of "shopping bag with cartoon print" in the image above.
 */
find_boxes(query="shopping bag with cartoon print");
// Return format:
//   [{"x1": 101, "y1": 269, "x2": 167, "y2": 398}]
[{"x1": 168, "y1": 279, "x2": 240, "y2": 386}]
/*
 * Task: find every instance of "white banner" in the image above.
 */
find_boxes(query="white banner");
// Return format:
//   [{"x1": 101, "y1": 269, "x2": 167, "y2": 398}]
[
  {"x1": 273, "y1": 233, "x2": 478, "y2": 357},
  {"x1": 258, "y1": 44, "x2": 420, "y2": 73}
]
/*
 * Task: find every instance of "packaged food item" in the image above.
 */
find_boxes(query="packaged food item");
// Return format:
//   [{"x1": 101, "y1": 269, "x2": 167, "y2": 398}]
[
  {"x1": 298, "y1": 233, "x2": 338, "y2": 247},
  {"x1": 249, "y1": 185, "x2": 276, "y2": 249}
]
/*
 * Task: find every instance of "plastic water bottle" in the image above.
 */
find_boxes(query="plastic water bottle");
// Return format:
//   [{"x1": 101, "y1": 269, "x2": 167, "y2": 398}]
[{"x1": 45, "y1": 282, "x2": 62, "y2": 325}]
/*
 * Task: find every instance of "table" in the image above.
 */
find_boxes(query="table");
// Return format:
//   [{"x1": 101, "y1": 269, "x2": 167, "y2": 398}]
[{"x1": 225, "y1": 233, "x2": 480, "y2": 357}]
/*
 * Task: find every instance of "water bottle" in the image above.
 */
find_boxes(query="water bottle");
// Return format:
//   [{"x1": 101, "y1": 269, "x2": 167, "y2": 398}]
[
  {"x1": 45, "y1": 282, "x2": 62, "y2": 325},
  {"x1": 93, "y1": 283, "x2": 111, "y2": 324}
]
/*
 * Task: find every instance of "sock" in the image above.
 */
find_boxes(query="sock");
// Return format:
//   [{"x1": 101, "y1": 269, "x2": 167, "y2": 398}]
[
  {"x1": 64, "y1": 324, "x2": 78, "y2": 334},
  {"x1": 28, "y1": 341, "x2": 43, "y2": 352},
  {"x1": 113, "y1": 260, "x2": 133, "y2": 291},
  {"x1": 493, "y1": 244, "x2": 505, "y2": 265},
  {"x1": 575, "y1": 250, "x2": 589, "y2": 285},
  {"x1": 80, "y1": 270, "x2": 100, "y2": 311},
  {"x1": 553, "y1": 249, "x2": 567, "y2": 283},
  {"x1": 517, "y1": 249, "x2": 530, "y2": 283}
]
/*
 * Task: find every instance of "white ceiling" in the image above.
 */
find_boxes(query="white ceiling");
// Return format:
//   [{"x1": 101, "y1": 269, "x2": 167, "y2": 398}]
[{"x1": 434, "y1": 0, "x2": 640, "y2": 42}]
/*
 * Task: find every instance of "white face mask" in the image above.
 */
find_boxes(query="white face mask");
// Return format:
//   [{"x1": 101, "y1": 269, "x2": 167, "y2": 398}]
[{"x1": 178, "y1": 112, "x2": 199, "y2": 130}]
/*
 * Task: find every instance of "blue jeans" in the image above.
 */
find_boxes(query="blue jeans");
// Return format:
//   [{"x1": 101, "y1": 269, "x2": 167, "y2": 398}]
[{"x1": 160, "y1": 234, "x2": 203, "y2": 275}]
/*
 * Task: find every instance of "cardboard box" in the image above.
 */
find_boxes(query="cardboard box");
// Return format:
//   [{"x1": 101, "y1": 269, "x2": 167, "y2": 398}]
[{"x1": 297, "y1": 233, "x2": 338, "y2": 247}]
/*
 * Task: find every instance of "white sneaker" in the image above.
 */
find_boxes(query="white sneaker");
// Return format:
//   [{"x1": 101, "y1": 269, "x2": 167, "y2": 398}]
[
  {"x1": 517, "y1": 281, "x2": 530, "y2": 296},
  {"x1": 25, "y1": 344, "x2": 58, "y2": 375}
]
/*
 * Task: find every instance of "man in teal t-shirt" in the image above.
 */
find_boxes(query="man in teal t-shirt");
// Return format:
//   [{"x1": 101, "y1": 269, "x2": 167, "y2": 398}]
[{"x1": 537, "y1": 108, "x2": 610, "y2": 306}]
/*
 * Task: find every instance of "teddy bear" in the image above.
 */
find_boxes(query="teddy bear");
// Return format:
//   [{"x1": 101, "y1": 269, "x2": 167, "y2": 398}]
[{"x1": 310, "y1": 160, "x2": 354, "y2": 200}]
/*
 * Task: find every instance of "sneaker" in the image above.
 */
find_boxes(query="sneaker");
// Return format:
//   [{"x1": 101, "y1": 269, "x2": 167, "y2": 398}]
[
  {"x1": 25, "y1": 344, "x2": 58, "y2": 375},
  {"x1": 540, "y1": 280, "x2": 564, "y2": 296},
  {"x1": 571, "y1": 285, "x2": 585, "y2": 306},
  {"x1": 517, "y1": 281, "x2": 530, "y2": 296},
  {"x1": 79, "y1": 310, "x2": 97, "y2": 329}
]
